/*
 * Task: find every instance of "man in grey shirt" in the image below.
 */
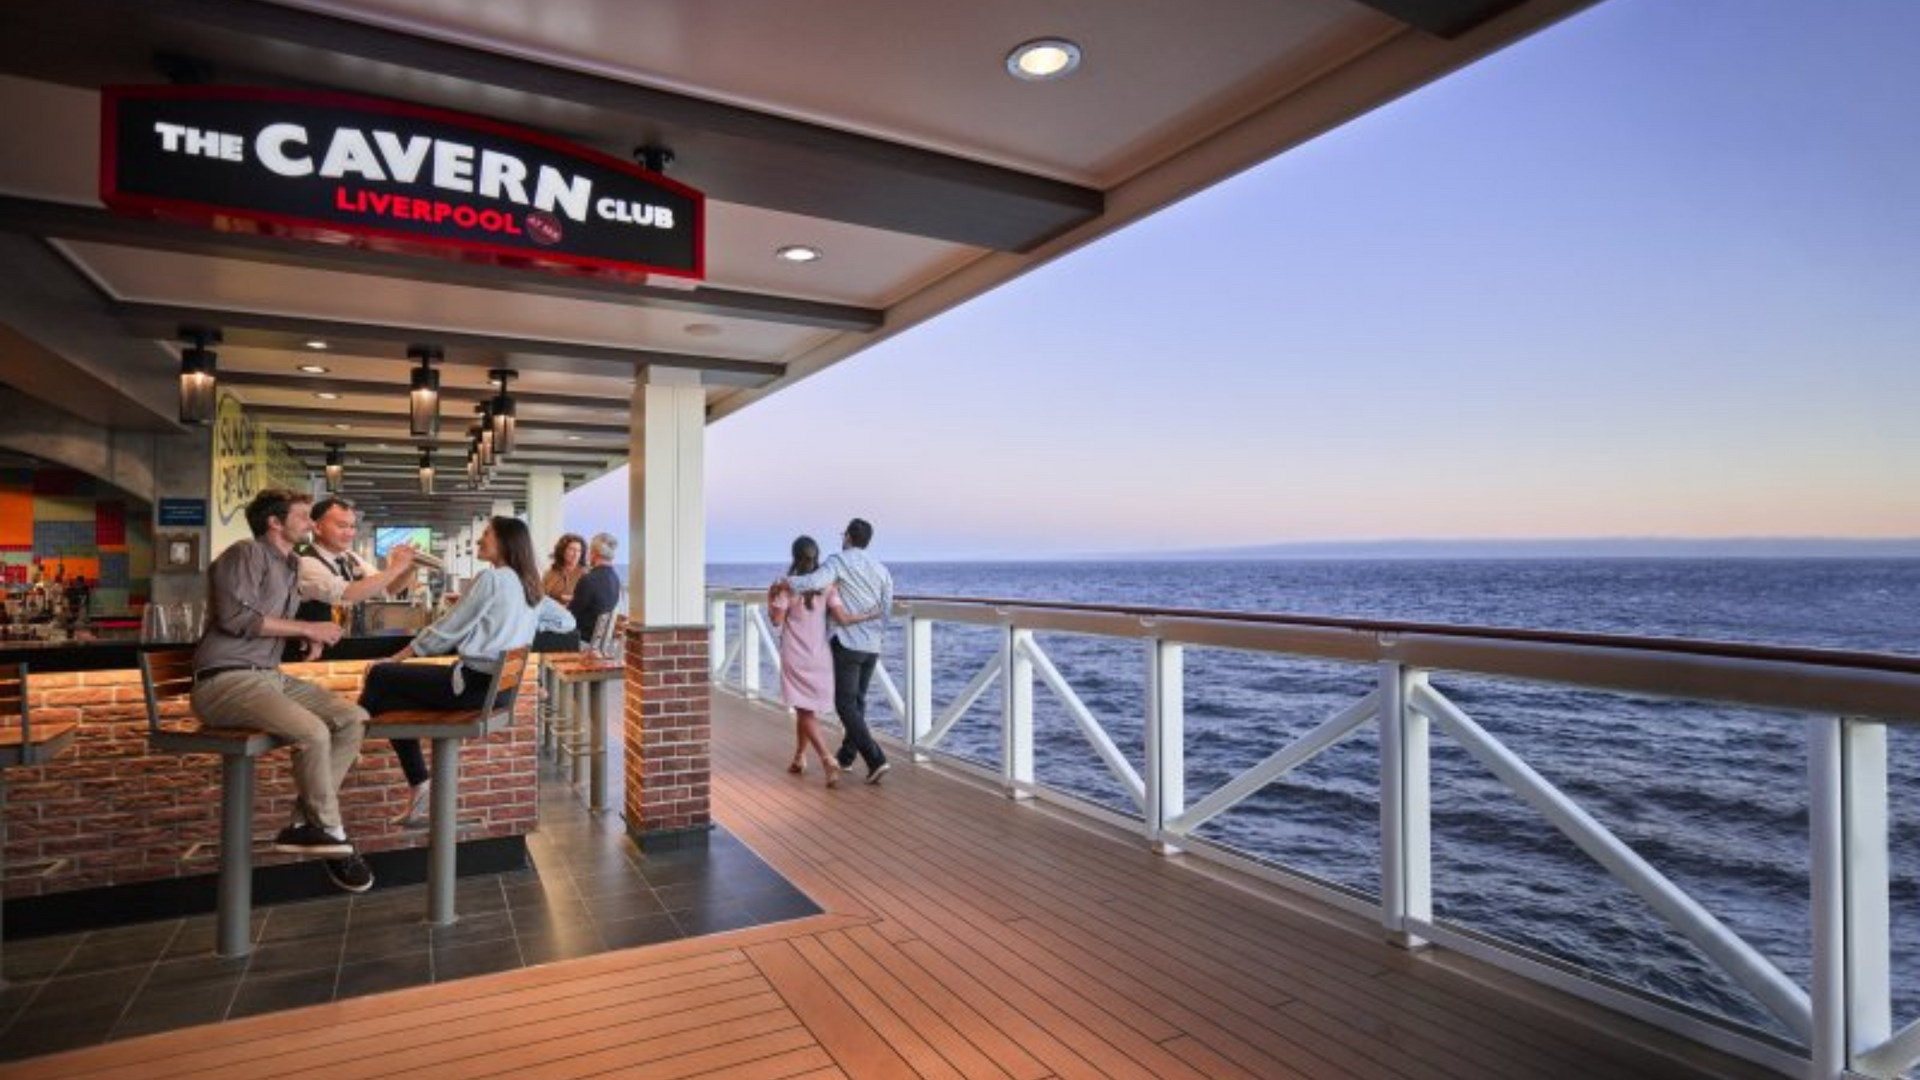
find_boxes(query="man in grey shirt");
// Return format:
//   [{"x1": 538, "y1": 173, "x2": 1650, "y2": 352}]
[
  {"x1": 784, "y1": 518, "x2": 894, "y2": 783},
  {"x1": 192, "y1": 488, "x2": 374, "y2": 892}
]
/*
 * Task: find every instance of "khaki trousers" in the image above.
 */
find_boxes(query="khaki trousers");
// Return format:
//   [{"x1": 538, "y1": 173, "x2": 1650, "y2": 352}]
[{"x1": 190, "y1": 670, "x2": 368, "y2": 834}]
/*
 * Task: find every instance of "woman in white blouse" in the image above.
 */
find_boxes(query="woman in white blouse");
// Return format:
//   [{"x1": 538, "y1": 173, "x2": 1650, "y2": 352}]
[{"x1": 360, "y1": 516, "x2": 573, "y2": 826}]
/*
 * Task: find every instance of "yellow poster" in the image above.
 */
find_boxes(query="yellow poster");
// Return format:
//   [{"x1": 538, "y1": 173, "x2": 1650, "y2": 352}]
[{"x1": 210, "y1": 391, "x2": 309, "y2": 555}]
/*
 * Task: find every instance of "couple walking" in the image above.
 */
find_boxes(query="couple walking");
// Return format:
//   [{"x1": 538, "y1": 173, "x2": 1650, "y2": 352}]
[{"x1": 767, "y1": 518, "x2": 893, "y2": 788}]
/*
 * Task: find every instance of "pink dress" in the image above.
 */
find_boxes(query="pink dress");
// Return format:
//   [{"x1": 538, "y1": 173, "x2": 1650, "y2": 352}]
[{"x1": 772, "y1": 584, "x2": 837, "y2": 712}]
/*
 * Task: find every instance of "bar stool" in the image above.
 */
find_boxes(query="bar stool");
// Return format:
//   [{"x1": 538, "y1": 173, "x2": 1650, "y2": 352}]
[
  {"x1": 1, "y1": 662, "x2": 78, "y2": 986},
  {"x1": 530, "y1": 629, "x2": 578, "y2": 760},
  {"x1": 138, "y1": 648, "x2": 286, "y2": 959},
  {"x1": 363, "y1": 646, "x2": 529, "y2": 926}
]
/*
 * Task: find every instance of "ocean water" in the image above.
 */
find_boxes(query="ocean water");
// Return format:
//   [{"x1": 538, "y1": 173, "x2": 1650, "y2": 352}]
[{"x1": 709, "y1": 558, "x2": 1920, "y2": 1042}]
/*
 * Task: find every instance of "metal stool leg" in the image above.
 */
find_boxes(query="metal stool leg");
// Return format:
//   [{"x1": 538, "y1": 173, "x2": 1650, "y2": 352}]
[
  {"x1": 589, "y1": 680, "x2": 609, "y2": 812},
  {"x1": 539, "y1": 663, "x2": 556, "y2": 757},
  {"x1": 427, "y1": 736, "x2": 459, "y2": 926},
  {"x1": 217, "y1": 755, "x2": 255, "y2": 958},
  {"x1": 570, "y1": 681, "x2": 591, "y2": 788}
]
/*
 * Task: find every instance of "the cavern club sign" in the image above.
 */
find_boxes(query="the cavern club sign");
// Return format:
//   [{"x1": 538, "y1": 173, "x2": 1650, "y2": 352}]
[{"x1": 100, "y1": 86, "x2": 703, "y2": 283}]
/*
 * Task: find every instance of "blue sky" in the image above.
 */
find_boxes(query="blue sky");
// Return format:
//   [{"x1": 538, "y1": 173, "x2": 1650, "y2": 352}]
[{"x1": 570, "y1": 0, "x2": 1920, "y2": 562}]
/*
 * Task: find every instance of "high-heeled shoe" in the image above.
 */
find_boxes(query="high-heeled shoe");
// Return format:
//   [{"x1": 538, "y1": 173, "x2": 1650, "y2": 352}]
[
  {"x1": 787, "y1": 757, "x2": 805, "y2": 775},
  {"x1": 825, "y1": 763, "x2": 841, "y2": 789}
]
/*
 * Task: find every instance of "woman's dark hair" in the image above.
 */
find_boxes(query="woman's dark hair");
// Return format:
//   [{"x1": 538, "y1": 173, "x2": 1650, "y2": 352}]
[
  {"x1": 490, "y1": 516, "x2": 543, "y2": 606},
  {"x1": 788, "y1": 536, "x2": 821, "y2": 610},
  {"x1": 549, "y1": 532, "x2": 586, "y2": 573}
]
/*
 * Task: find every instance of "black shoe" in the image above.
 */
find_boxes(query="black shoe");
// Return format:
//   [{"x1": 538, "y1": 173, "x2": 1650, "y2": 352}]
[
  {"x1": 836, "y1": 751, "x2": 856, "y2": 770},
  {"x1": 272, "y1": 823, "x2": 354, "y2": 856},
  {"x1": 325, "y1": 853, "x2": 374, "y2": 893},
  {"x1": 867, "y1": 762, "x2": 891, "y2": 785}
]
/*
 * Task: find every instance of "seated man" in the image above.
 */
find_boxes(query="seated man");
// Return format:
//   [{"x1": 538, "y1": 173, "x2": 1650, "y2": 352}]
[{"x1": 191, "y1": 488, "x2": 374, "y2": 893}]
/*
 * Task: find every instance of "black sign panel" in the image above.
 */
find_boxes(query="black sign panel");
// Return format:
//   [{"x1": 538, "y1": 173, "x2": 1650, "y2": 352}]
[{"x1": 102, "y1": 86, "x2": 703, "y2": 283}]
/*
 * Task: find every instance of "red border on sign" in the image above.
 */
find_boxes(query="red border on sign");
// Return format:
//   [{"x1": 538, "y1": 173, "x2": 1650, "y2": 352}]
[{"x1": 100, "y1": 85, "x2": 705, "y2": 284}]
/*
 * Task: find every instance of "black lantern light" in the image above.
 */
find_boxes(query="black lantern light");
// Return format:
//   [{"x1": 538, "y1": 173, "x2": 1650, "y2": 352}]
[
  {"x1": 177, "y1": 326, "x2": 222, "y2": 425},
  {"x1": 418, "y1": 446, "x2": 435, "y2": 495},
  {"x1": 324, "y1": 442, "x2": 345, "y2": 492},
  {"x1": 487, "y1": 368, "x2": 518, "y2": 456},
  {"x1": 408, "y1": 345, "x2": 442, "y2": 436}
]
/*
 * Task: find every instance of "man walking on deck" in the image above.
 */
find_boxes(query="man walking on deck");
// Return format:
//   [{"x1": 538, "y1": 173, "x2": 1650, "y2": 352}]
[{"x1": 784, "y1": 518, "x2": 894, "y2": 783}]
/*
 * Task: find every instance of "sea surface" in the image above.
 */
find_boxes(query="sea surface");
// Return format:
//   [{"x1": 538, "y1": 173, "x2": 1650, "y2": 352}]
[{"x1": 708, "y1": 558, "x2": 1920, "y2": 1042}]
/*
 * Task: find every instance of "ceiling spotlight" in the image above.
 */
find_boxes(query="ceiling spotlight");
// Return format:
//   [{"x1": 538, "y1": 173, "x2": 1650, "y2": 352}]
[
  {"x1": 565, "y1": 434, "x2": 583, "y2": 442},
  {"x1": 297, "y1": 363, "x2": 329, "y2": 374},
  {"x1": 774, "y1": 245, "x2": 821, "y2": 264},
  {"x1": 314, "y1": 391, "x2": 340, "y2": 400},
  {"x1": 331, "y1": 422, "x2": 352, "y2": 430},
  {"x1": 683, "y1": 322, "x2": 722, "y2": 338},
  {"x1": 176, "y1": 326, "x2": 221, "y2": 426},
  {"x1": 408, "y1": 345, "x2": 442, "y2": 437},
  {"x1": 305, "y1": 339, "x2": 329, "y2": 350},
  {"x1": 1007, "y1": 38, "x2": 1082, "y2": 81}
]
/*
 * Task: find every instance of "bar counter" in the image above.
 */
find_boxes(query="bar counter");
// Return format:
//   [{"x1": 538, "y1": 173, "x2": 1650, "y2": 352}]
[{"x1": 2, "y1": 634, "x2": 538, "y2": 932}]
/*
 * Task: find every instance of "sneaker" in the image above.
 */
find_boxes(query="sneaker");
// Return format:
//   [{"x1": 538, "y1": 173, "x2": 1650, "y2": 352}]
[
  {"x1": 866, "y1": 762, "x2": 891, "y2": 785},
  {"x1": 324, "y1": 853, "x2": 375, "y2": 893},
  {"x1": 272, "y1": 823, "x2": 353, "y2": 856},
  {"x1": 392, "y1": 781, "x2": 431, "y2": 827},
  {"x1": 836, "y1": 750, "x2": 856, "y2": 770}
]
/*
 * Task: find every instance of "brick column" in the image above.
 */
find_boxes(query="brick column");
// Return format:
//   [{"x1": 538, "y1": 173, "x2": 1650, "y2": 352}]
[{"x1": 623, "y1": 624, "x2": 711, "y2": 846}]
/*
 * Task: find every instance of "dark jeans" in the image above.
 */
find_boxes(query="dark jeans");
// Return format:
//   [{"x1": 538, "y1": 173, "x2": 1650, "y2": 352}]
[
  {"x1": 831, "y1": 639, "x2": 885, "y2": 771},
  {"x1": 358, "y1": 661, "x2": 490, "y2": 786}
]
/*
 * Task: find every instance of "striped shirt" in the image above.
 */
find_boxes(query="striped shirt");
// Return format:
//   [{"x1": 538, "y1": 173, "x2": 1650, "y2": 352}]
[{"x1": 787, "y1": 548, "x2": 893, "y2": 654}]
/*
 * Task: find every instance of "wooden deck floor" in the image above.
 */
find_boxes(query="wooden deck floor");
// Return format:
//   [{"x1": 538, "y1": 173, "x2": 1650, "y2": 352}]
[{"x1": 9, "y1": 691, "x2": 1785, "y2": 1080}]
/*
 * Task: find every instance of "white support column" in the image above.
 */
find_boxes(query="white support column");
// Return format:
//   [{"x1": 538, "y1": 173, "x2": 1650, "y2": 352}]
[
  {"x1": 1003, "y1": 627, "x2": 1035, "y2": 798},
  {"x1": 489, "y1": 498, "x2": 515, "y2": 520},
  {"x1": 1144, "y1": 638, "x2": 1184, "y2": 853},
  {"x1": 1380, "y1": 663, "x2": 1433, "y2": 949},
  {"x1": 1810, "y1": 716, "x2": 1892, "y2": 1079},
  {"x1": 905, "y1": 616, "x2": 933, "y2": 759},
  {"x1": 709, "y1": 598, "x2": 728, "y2": 679},
  {"x1": 629, "y1": 368, "x2": 706, "y2": 627},
  {"x1": 526, "y1": 467, "x2": 565, "y2": 561}
]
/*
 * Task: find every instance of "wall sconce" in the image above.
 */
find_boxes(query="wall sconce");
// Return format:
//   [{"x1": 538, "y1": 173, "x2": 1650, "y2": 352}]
[
  {"x1": 324, "y1": 442, "x2": 345, "y2": 492},
  {"x1": 177, "y1": 326, "x2": 222, "y2": 425},
  {"x1": 408, "y1": 345, "x2": 442, "y2": 436}
]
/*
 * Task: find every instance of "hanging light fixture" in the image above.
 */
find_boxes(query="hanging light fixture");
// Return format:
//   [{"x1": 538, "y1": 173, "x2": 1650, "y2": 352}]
[
  {"x1": 177, "y1": 326, "x2": 222, "y2": 425},
  {"x1": 487, "y1": 368, "x2": 518, "y2": 456},
  {"x1": 407, "y1": 345, "x2": 442, "y2": 436},
  {"x1": 465, "y1": 435, "x2": 481, "y2": 485},
  {"x1": 475, "y1": 401, "x2": 496, "y2": 467},
  {"x1": 418, "y1": 446, "x2": 435, "y2": 495},
  {"x1": 324, "y1": 442, "x2": 345, "y2": 492}
]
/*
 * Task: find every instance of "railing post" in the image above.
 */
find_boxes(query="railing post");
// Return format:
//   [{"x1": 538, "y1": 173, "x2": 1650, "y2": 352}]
[
  {"x1": 1144, "y1": 636, "x2": 1184, "y2": 854},
  {"x1": 1810, "y1": 716, "x2": 1891, "y2": 1079},
  {"x1": 742, "y1": 600, "x2": 763, "y2": 700},
  {"x1": 1380, "y1": 662, "x2": 1432, "y2": 949},
  {"x1": 708, "y1": 598, "x2": 728, "y2": 680},
  {"x1": 1003, "y1": 626, "x2": 1035, "y2": 798},
  {"x1": 905, "y1": 614, "x2": 933, "y2": 760}
]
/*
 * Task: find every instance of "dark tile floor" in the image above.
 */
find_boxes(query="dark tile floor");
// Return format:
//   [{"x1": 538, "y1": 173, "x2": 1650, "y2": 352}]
[{"x1": 0, "y1": 756, "x2": 818, "y2": 1061}]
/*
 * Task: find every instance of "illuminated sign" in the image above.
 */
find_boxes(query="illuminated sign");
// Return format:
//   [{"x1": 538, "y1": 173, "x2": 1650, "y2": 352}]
[{"x1": 102, "y1": 86, "x2": 703, "y2": 283}]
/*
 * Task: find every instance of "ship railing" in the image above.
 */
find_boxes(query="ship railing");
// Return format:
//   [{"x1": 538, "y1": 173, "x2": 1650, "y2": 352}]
[{"x1": 705, "y1": 587, "x2": 1920, "y2": 1080}]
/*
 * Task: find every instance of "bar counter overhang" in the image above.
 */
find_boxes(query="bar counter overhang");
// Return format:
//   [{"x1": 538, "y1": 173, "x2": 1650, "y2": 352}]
[{"x1": 1, "y1": 633, "x2": 537, "y2": 936}]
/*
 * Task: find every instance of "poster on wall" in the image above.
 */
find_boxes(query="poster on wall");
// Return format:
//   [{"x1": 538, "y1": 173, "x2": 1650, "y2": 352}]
[{"x1": 211, "y1": 390, "x2": 309, "y2": 555}]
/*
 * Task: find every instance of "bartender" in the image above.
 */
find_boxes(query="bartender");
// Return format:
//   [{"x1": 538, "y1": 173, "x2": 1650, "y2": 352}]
[{"x1": 293, "y1": 497, "x2": 418, "y2": 650}]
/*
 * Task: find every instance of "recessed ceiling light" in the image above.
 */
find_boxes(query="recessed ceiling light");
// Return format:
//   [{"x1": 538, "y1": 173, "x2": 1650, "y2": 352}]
[
  {"x1": 332, "y1": 423, "x2": 352, "y2": 430},
  {"x1": 305, "y1": 340, "x2": 329, "y2": 350},
  {"x1": 683, "y1": 322, "x2": 722, "y2": 338},
  {"x1": 1007, "y1": 38, "x2": 1082, "y2": 81},
  {"x1": 297, "y1": 364, "x2": 329, "y2": 374},
  {"x1": 315, "y1": 391, "x2": 341, "y2": 400},
  {"x1": 774, "y1": 245, "x2": 821, "y2": 264},
  {"x1": 565, "y1": 435, "x2": 583, "y2": 441}
]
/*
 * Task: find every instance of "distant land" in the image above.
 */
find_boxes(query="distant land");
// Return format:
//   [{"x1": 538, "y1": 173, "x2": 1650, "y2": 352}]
[{"x1": 1097, "y1": 537, "x2": 1920, "y2": 561}]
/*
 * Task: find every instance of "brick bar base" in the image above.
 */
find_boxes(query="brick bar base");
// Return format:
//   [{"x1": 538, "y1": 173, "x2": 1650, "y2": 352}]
[{"x1": 622, "y1": 625, "x2": 711, "y2": 843}]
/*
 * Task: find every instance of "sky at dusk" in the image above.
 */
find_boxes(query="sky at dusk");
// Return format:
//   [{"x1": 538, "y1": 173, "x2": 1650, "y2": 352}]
[{"x1": 569, "y1": 0, "x2": 1920, "y2": 562}]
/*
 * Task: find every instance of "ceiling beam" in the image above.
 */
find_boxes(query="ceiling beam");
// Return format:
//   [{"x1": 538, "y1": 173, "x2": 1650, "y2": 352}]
[
  {"x1": 0, "y1": 0, "x2": 1102, "y2": 252},
  {"x1": 0, "y1": 197, "x2": 882, "y2": 333},
  {"x1": 110, "y1": 301, "x2": 785, "y2": 387},
  {"x1": 250, "y1": 405, "x2": 629, "y2": 436},
  {"x1": 220, "y1": 370, "x2": 627, "y2": 412}
]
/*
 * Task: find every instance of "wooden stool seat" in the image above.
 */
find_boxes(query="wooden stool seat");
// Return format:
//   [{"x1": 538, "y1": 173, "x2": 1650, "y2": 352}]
[{"x1": 0, "y1": 721, "x2": 78, "y2": 768}]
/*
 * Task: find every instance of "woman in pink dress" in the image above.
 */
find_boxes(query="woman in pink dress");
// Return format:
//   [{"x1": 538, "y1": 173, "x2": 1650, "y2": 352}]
[{"x1": 769, "y1": 535, "x2": 879, "y2": 787}]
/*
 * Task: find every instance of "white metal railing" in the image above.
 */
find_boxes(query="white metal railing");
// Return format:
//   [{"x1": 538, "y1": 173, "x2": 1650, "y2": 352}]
[{"x1": 706, "y1": 586, "x2": 1920, "y2": 1080}]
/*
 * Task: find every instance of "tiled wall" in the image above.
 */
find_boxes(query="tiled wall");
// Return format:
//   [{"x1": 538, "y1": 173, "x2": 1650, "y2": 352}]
[{"x1": 0, "y1": 467, "x2": 153, "y2": 612}]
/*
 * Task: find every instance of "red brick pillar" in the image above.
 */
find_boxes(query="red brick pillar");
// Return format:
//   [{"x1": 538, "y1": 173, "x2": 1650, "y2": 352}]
[{"x1": 623, "y1": 624, "x2": 711, "y2": 846}]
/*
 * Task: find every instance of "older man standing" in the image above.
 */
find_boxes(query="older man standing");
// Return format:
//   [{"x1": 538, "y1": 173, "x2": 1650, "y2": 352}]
[
  {"x1": 784, "y1": 518, "x2": 894, "y2": 783},
  {"x1": 192, "y1": 488, "x2": 374, "y2": 893}
]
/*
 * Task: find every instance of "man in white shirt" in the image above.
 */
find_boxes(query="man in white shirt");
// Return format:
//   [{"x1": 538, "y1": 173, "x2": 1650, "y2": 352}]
[
  {"x1": 783, "y1": 518, "x2": 894, "y2": 783},
  {"x1": 294, "y1": 497, "x2": 418, "y2": 630}
]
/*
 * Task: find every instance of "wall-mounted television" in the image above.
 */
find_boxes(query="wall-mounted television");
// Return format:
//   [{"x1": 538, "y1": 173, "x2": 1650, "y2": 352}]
[{"x1": 374, "y1": 526, "x2": 434, "y2": 559}]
